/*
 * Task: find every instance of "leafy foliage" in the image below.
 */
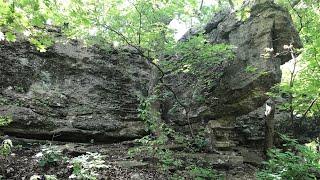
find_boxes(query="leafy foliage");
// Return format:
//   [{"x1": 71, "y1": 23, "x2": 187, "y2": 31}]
[
  {"x1": 130, "y1": 95, "x2": 222, "y2": 179},
  {"x1": 0, "y1": 116, "x2": 12, "y2": 161},
  {"x1": 274, "y1": 0, "x2": 320, "y2": 118},
  {"x1": 37, "y1": 145, "x2": 65, "y2": 167},
  {"x1": 68, "y1": 152, "x2": 109, "y2": 180},
  {"x1": 0, "y1": 0, "x2": 57, "y2": 51},
  {"x1": 0, "y1": 139, "x2": 13, "y2": 157},
  {"x1": 131, "y1": 96, "x2": 181, "y2": 170},
  {"x1": 186, "y1": 165, "x2": 221, "y2": 180},
  {"x1": 30, "y1": 175, "x2": 58, "y2": 180},
  {"x1": 0, "y1": 139, "x2": 13, "y2": 179},
  {"x1": 0, "y1": 116, "x2": 12, "y2": 126},
  {"x1": 257, "y1": 135, "x2": 320, "y2": 180},
  {"x1": 163, "y1": 35, "x2": 234, "y2": 75},
  {"x1": 160, "y1": 35, "x2": 235, "y2": 119},
  {"x1": 0, "y1": 0, "x2": 217, "y2": 52}
]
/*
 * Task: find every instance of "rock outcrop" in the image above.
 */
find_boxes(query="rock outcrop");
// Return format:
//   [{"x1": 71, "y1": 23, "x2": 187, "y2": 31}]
[
  {"x1": 163, "y1": 2, "x2": 302, "y2": 157},
  {"x1": 0, "y1": 1, "x2": 302, "y2": 151},
  {"x1": 0, "y1": 41, "x2": 151, "y2": 142}
]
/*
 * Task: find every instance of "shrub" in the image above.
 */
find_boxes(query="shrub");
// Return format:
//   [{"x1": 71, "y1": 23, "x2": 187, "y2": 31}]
[
  {"x1": 257, "y1": 135, "x2": 320, "y2": 180},
  {"x1": 187, "y1": 165, "x2": 221, "y2": 180},
  {"x1": 30, "y1": 175, "x2": 58, "y2": 180},
  {"x1": 0, "y1": 116, "x2": 13, "y2": 179},
  {"x1": 0, "y1": 139, "x2": 13, "y2": 157},
  {"x1": 0, "y1": 116, "x2": 11, "y2": 126},
  {"x1": 37, "y1": 145, "x2": 65, "y2": 167},
  {"x1": 68, "y1": 152, "x2": 109, "y2": 180}
]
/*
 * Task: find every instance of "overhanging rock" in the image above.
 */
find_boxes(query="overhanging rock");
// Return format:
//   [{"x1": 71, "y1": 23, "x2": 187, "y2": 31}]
[{"x1": 163, "y1": 2, "x2": 302, "y2": 126}]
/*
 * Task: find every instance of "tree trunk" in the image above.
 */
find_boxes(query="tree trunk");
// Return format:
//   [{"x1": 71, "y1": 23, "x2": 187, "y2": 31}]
[{"x1": 265, "y1": 99, "x2": 275, "y2": 152}]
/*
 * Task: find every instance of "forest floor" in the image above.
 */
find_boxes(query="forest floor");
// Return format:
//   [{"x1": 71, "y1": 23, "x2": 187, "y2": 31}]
[
  {"x1": 1, "y1": 138, "x2": 163, "y2": 180},
  {"x1": 0, "y1": 138, "x2": 257, "y2": 180}
]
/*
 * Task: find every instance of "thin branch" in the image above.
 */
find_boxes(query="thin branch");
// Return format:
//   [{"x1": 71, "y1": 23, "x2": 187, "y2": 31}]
[
  {"x1": 287, "y1": 45, "x2": 298, "y2": 128},
  {"x1": 104, "y1": 25, "x2": 187, "y2": 107},
  {"x1": 131, "y1": 2, "x2": 142, "y2": 45},
  {"x1": 287, "y1": 0, "x2": 303, "y2": 32},
  {"x1": 302, "y1": 97, "x2": 318, "y2": 119},
  {"x1": 103, "y1": 25, "x2": 193, "y2": 135},
  {"x1": 199, "y1": 0, "x2": 204, "y2": 11}
]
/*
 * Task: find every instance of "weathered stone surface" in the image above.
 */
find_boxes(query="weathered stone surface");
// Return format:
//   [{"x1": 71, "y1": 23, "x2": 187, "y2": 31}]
[
  {"x1": 236, "y1": 147, "x2": 265, "y2": 165},
  {"x1": 0, "y1": 3, "x2": 302, "y2": 157},
  {"x1": 0, "y1": 3, "x2": 304, "y2": 177},
  {"x1": 176, "y1": 152, "x2": 244, "y2": 167},
  {"x1": 206, "y1": 117, "x2": 239, "y2": 151},
  {"x1": 111, "y1": 160, "x2": 149, "y2": 168},
  {"x1": 235, "y1": 97, "x2": 290, "y2": 147},
  {"x1": 158, "y1": 4, "x2": 302, "y2": 165},
  {"x1": 0, "y1": 41, "x2": 151, "y2": 142},
  {"x1": 164, "y1": 2, "x2": 302, "y2": 126}
]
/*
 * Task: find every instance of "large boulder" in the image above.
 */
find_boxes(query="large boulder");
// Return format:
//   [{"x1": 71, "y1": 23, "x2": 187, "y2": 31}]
[{"x1": 0, "y1": 41, "x2": 151, "y2": 142}]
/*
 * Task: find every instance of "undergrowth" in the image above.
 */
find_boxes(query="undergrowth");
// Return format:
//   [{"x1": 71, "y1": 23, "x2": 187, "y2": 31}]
[
  {"x1": 128, "y1": 95, "x2": 223, "y2": 179},
  {"x1": 257, "y1": 135, "x2": 320, "y2": 180}
]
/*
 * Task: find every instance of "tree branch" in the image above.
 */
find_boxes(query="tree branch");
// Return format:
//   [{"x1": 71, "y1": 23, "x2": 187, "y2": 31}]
[
  {"x1": 103, "y1": 25, "x2": 192, "y2": 133},
  {"x1": 131, "y1": 2, "x2": 142, "y2": 45},
  {"x1": 199, "y1": 0, "x2": 204, "y2": 11},
  {"x1": 287, "y1": 0, "x2": 303, "y2": 32},
  {"x1": 302, "y1": 97, "x2": 318, "y2": 119}
]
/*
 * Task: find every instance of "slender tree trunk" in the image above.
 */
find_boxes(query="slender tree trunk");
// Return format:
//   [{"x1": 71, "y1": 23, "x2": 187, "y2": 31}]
[
  {"x1": 288, "y1": 45, "x2": 298, "y2": 135},
  {"x1": 265, "y1": 99, "x2": 275, "y2": 152}
]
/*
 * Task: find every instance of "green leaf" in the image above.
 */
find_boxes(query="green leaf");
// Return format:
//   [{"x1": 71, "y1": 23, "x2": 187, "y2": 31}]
[{"x1": 5, "y1": 32, "x2": 16, "y2": 42}]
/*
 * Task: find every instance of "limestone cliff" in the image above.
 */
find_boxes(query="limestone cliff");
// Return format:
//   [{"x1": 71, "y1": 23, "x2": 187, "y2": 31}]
[
  {"x1": 162, "y1": 2, "x2": 302, "y2": 156},
  {"x1": 0, "y1": 2, "x2": 301, "y2": 148},
  {"x1": 0, "y1": 41, "x2": 151, "y2": 142}
]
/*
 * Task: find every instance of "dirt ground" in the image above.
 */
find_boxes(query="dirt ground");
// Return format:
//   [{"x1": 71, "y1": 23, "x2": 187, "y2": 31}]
[
  {"x1": 0, "y1": 138, "x2": 164, "y2": 180},
  {"x1": 0, "y1": 138, "x2": 257, "y2": 180}
]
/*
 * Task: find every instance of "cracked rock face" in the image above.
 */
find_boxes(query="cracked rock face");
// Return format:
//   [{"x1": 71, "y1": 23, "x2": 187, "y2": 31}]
[
  {"x1": 0, "y1": 41, "x2": 151, "y2": 142},
  {"x1": 0, "y1": 2, "x2": 301, "y2": 145},
  {"x1": 164, "y1": 2, "x2": 302, "y2": 126}
]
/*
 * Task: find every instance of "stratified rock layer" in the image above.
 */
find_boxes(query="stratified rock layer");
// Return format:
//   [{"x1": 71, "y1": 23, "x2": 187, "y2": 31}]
[
  {"x1": 0, "y1": 2, "x2": 302, "y2": 151},
  {"x1": 163, "y1": 2, "x2": 302, "y2": 160},
  {"x1": 0, "y1": 41, "x2": 151, "y2": 142},
  {"x1": 164, "y1": 2, "x2": 301, "y2": 127}
]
